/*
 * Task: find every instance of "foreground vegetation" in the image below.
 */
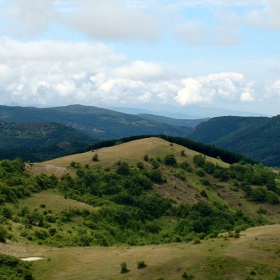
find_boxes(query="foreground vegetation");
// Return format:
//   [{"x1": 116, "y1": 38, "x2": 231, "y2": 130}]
[{"x1": 0, "y1": 137, "x2": 280, "y2": 279}]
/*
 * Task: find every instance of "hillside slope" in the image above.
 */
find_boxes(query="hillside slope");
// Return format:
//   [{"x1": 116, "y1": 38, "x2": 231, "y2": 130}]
[
  {"x1": 0, "y1": 105, "x2": 191, "y2": 139},
  {"x1": 0, "y1": 138, "x2": 280, "y2": 279},
  {"x1": 188, "y1": 115, "x2": 280, "y2": 166},
  {"x1": 0, "y1": 122, "x2": 98, "y2": 162}
]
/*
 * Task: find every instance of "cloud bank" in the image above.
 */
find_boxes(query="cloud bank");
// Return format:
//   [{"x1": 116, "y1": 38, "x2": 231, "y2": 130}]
[{"x1": 0, "y1": 37, "x2": 279, "y2": 113}]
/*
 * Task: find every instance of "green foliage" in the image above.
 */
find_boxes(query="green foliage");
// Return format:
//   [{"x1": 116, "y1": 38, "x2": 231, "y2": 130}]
[
  {"x1": 92, "y1": 153, "x2": 99, "y2": 162},
  {"x1": 180, "y1": 161, "x2": 193, "y2": 172},
  {"x1": 0, "y1": 254, "x2": 33, "y2": 279},
  {"x1": 193, "y1": 154, "x2": 205, "y2": 167},
  {"x1": 137, "y1": 261, "x2": 147, "y2": 269},
  {"x1": 120, "y1": 262, "x2": 129, "y2": 273},
  {"x1": 0, "y1": 156, "x2": 275, "y2": 248},
  {"x1": 116, "y1": 161, "x2": 130, "y2": 175},
  {"x1": 0, "y1": 225, "x2": 7, "y2": 243},
  {"x1": 182, "y1": 272, "x2": 194, "y2": 279},
  {"x1": 196, "y1": 167, "x2": 205, "y2": 177},
  {"x1": 188, "y1": 115, "x2": 280, "y2": 167},
  {"x1": 164, "y1": 154, "x2": 177, "y2": 166},
  {"x1": 143, "y1": 154, "x2": 149, "y2": 162}
]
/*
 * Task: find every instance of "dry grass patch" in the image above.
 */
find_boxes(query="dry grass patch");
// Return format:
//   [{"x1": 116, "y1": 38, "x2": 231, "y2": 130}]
[
  {"x1": 31, "y1": 137, "x2": 229, "y2": 176},
  {"x1": 29, "y1": 225, "x2": 280, "y2": 279},
  {"x1": 19, "y1": 190, "x2": 96, "y2": 214}
]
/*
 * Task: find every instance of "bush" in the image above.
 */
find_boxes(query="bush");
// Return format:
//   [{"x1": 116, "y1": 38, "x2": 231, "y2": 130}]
[
  {"x1": 193, "y1": 154, "x2": 205, "y2": 167},
  {"x1": 182, "y1": 272, "x2": 194, "y2": 279},
  {"x1": 120, "y1": 262, "x2": 129, "y2": 273},
  {"x1": 266, "y1": 191, "x2": 279, "y2": 205},
  {"x1": 0, "y1": 254, "x2": 33, "y2": 280},
  {"x1": 144, "y1": 154, "x2": 149, "y2": 162},
  {"x1": 92, "y1": 153, "x2": 99, "y2": 162},
  {"x1": 137, "y1": 261, "x2": 147, "y2": 269},
  {"x1": 164, "y1": 154, "x2": 177, "y2": 166},
  {"x1": 0, "y1": 225, "x2": 7, "y2": 243},
  {"x1": 196, "y1": 167, "x2": 205, "y2": 177}
]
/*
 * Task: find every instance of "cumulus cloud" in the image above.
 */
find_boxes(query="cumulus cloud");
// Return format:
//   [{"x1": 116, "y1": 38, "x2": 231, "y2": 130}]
[
  {"x1": 0, "y1": 35, "x2": 275, "y2": 110},
  {"x1": 240, "y1": 92, "x2": 255, "y2": 102},
  {"x1": 175, "y1": 73, "x2": 245, "y2": 105},
  {"x1": 271, "y1": 80, "x2": 280, "y2": 93}
]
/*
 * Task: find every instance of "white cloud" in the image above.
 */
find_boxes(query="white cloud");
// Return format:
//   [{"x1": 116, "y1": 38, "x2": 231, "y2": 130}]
[
  {"x1": 240, "y1": 92, "x2": 254, "y2": 102},
  {"x1": 175, "y1": 72, "x2": 246, "y2": 105},
  {"x1": 1, "y1": 0, "x2": 56, "y2": 37},
  {"x1": 114, "y1": 61, "x2": 166, "y2": 81},
  {"x1": 271, "y1": 80, "x2": 280, "y2": 93},
  {"x1": 244, "y1": 0, "x2": 280, "y2": 30},
  {"x1": 55, "y1": 81, "x2": 76, "y2": 96},
  {"x1": 61, "y1": 0, "x2": 161, "y2": 41}
]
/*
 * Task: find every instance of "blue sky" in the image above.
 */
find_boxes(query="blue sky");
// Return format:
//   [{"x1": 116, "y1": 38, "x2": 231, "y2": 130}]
[{"x1": 0, "y1": 0, "x2": 280, "y2": 116}]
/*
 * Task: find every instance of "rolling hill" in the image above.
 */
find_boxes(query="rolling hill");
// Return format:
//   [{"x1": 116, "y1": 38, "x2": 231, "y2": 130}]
[
  {"x1": 0, "y1": 104, "x2": 192, "y2": 140},
  {"x1": 188, "y1": 115, "x2": 280, "y2": 167},
  {"x1": 0, "y1": 122, "x2": 98, "y2": 162},
  {"x1": 0, "y1": 137, "x2": 280, "y2": 279}
]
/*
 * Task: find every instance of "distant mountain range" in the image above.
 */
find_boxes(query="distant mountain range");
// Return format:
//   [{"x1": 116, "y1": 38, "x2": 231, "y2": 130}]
[
  {"x1": 0, "y1": 104, "x2": 279, "y2": 167},
  {"x1": 0, "y1": 104, "x2": 192, "y2": 140},
  {"x1": 109, "y1": 104, "x2": 267, "y2": 119}
]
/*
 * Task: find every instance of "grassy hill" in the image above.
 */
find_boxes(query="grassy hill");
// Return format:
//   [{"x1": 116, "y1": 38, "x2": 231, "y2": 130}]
[
  {"x1": 0, "y1": 104, "x2": 191, "y2": 140},
  {"x1": 0, "y1": 137, "x2": 280, "y2": 279},
  {"x1": 188, "y1": 115, "x2": 280, "y2": 167}
]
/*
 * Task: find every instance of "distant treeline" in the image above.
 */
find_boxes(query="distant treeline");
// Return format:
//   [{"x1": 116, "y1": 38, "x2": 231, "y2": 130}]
[{"x1": 86, "y1": 135, "x2": 258, "y2": 165}]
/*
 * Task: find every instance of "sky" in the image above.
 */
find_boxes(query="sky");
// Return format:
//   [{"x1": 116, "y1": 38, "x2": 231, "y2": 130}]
[{"x1": 0, "y1": 0, "x2": 280, "y2": 116}]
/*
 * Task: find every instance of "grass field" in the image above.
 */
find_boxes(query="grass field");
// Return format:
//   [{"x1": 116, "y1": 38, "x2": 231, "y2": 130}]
[
  {"x1": 31, "y1": 137, "x2": 229, "y2": 175},
  {"x1": 1, "y1": 225, "x2": 279, "y2": 279}
]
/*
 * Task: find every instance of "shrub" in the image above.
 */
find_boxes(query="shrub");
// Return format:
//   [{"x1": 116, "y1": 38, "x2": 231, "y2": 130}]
[
  {"x1": 266, "y1": 191, "x2": 279, "y2": 205},
  {"x1": 120, "y1": 262, "x2": 129, "y2": 273},
  {"x1": 193, "y1": 237, "x2": 201, "y2": 244},
  {"x1": 137, "y1": 261, "x2": 147, "y2": 269},
  {"x1": 193, "y1": 154, "x2": 205, "y2": 167},
  {"x1": 196, "y1": 167, "x2": 205, "y2": 177},
  {"x1": 137, "y1": 162, "x2": 144, "y2": 170},
  {"x1": 182, "y1": 272, "x2": 194, "y2": 279},
  {"x1": 0, "y1": 225, "x2": 7, "y2": 243},
  {"x1": 200, "y1": 190, "x2": 208, "y2": 198},
  {"x1": 92, "y1": 153, "x2": 99, "y2": 162},
  {"x1": 164, "y1": 154, "x2": 177, "y2": 166}
]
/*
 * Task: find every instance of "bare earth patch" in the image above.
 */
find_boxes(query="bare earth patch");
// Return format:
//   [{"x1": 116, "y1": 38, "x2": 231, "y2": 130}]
[
  {"x1": 21, "y1": 257, "x2": 44, "y2": 262},
  {"x1": 26, "y1": 164, "x2": 69, "y2": 177}
]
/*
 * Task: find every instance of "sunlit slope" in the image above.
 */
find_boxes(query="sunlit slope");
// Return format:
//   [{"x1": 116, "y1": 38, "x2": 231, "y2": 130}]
[{"x1": 33, "y1": 137, "x2": 228, "y2": 172}]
